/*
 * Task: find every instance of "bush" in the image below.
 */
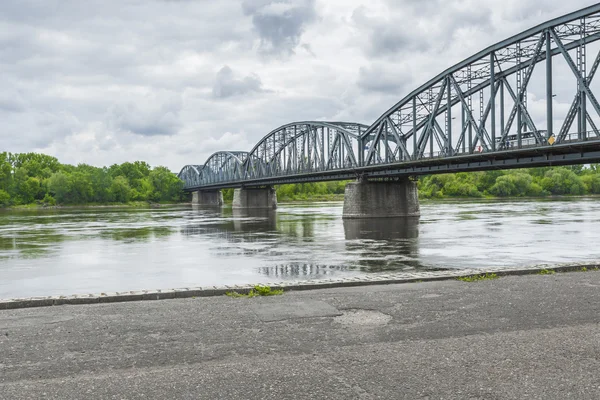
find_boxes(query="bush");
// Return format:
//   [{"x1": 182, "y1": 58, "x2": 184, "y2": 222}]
[
  {"x1": 540, "y1": 168, "x2": 585, "y2": 195},
  {"x1": 581, "y1": 174, "x2": 600, "y2": 194},
  {"x1": 42, "y1": 193, "x2": 56, "y2": 206},
  {"x1": 0, "y1": 189, "x2": 10, "y2": 207}
]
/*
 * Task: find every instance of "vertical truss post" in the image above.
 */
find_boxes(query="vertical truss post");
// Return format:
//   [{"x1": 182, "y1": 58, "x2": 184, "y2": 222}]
[
  {"x1": 516, "y1": 42, "x2": 523, "y2": 148},
  {"x1": 321, "y1": 127, "x2": 325, "y2": 170},
  {"x1": 283, "y1": 129, "x2": 287, "y2": 172},
  {"x1": 307, "y1": 125, "x2": 312, "y2": 170},
  {"x1": 293, "y1": 125, "x2": 298, "y2": 172},
  {"x1": 341, "y1": 129, "x2": 345, "y2": 166},
  {"x1": 326, "y1": 127, "x2": 330, "y2": 169},
  {"x1": 580, "y1": 18, "x2": 588, "y2": 139},
  {"x1": 384, "y1": 121, "x2": 389, "y2": 163},
  {"x1": 546, "y1": 29, "x2": 553, "y2": 140},
  {"x1": 461, "y1": 104, "x2": 466, "y2": 154},
  {"x1": 479, "y1": 89, "x2": 484, "y2": 150},
  {"x1": 500, "y1": 79, "x2": 505, "y2": 147},
  {"x1": 467, "y1": 64, "x2": 473, "y2": 154},
  {"x1": 358, "y1": 126, "x2": 364, "y2": 167},
  {"x1": 412, "y1": 97, "x2": 417, "y2": 160},
  {"x1": 429, "y1": 88, "x2": 434, "y2": 157},
  {"x1": 490, "y1": 52, "x2": 496, "y2": 151},
  {"x1": 446, "y1": 76, "x2": 453, "y2": 155}
]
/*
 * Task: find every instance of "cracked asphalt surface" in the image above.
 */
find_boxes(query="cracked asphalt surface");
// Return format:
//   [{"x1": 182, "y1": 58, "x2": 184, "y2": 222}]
[{"x1": 2, "y1": 272, "x2": 600, "y2": 399}]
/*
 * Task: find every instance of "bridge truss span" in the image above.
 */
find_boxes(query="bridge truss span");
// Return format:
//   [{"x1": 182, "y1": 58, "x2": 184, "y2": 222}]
[
  {"x1": 361, "y1": 3, "x2": 600, "y2": 167},
  {"x1": 180, "y1": 4, "x2": 600, "y2": 191},
  {"x1": 243, "y1": 122, "x2": 368, "y2": 181}
]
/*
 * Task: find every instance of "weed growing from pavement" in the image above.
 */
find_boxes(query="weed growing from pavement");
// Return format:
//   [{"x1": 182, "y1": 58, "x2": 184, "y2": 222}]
[
  {"x1": 226, "y1": 285, "x2": 284, "y2": 298},
  {"x1": 457, "y1": 273, "x2": 499, "y2": 282},
  {"x1": 537, "y1": 269, "x2": 556, "y2": 275}
]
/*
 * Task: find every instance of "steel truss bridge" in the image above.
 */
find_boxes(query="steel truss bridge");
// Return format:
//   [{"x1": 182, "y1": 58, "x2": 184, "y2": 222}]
[{"x1": 180, "y1": 4, "x2": 600, "y2": 191}]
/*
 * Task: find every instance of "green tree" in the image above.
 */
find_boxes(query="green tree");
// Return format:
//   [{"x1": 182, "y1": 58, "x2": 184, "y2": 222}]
[
  {"x1": 149, "y1": 166, "x2": 183, "y2": 202},
  {"x1": 581, "y1": 174, "x2": 600, "y2": 194},
  {"x1": 0, "y1": 189, "x2": 10, "y2": 207},
  {"x1": 48, "y1": 172, "x2": 72, "y2": 204},
  {"x1": 110, "y1": 176, "x2": 132, "y2": 203},
  {"x1": 540, "y1": 168, "x2": 585, "y2": 195}
]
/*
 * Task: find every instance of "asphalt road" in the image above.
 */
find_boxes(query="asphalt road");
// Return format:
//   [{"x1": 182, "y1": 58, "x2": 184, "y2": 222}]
[{"x1": 2, "y1": 272, "x2": 600, "y2": 399}]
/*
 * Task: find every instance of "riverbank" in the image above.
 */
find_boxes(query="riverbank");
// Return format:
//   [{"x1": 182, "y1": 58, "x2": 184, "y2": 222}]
[
  {"x1": 5, "y1": 192, "x2": 600, "y2": 210},
  {"x1": 3, "y1": 270, "x2": 600, "y2": 398},
  {"x1": 2, "y1": 201, "x2": 187, "y2": 210},
  {"x1": 1, "y1": 261, "x2": 597, "y2": 310}
]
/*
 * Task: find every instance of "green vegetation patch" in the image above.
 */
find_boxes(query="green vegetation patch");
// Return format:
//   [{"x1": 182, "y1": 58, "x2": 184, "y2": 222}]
[
  {"x1": 226, "y1": 285, "x2": 284, "y2": 298},
  {"x1": 419, "y1": 165, "x2": 600, "y2": 199},
  {"x1": 537, "y1": 268, "x2": 556, "y2": 275},
  {"x1": 457, "y1": 273, "x2": 499, "y2": 282},
  {"x1": 0, "y1": 152, "x2": 188, "y2": 208}
]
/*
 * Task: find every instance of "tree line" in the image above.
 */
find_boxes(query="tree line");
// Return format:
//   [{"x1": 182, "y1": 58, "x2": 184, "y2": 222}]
[
  {"x1": 418, "y1": 165, "x2": 600, "y2": 198},
  {"x1": 0, "y1": 152, "x2": 185, "y2": 207},
  {"x1": 269, "y1": 165, "x2": 600, "y2": 201},
  {"x1": 3, "y1": 152, "x2": 600, "y2": 208}
]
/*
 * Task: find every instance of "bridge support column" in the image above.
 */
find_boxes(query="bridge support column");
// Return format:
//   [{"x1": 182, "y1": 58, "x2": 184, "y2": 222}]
[
  {"x1": 192, "y1": 190, "x2": 223, "y2": 206},
  {"x1": 342, "y1": 179, "x2": 420, "y2": 219},
  {"x1": 233, "y1": 186, "x2": 277, "y2": 209}
]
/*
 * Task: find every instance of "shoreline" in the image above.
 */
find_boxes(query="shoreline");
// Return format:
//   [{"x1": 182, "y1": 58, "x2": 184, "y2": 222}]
[
  {"x1": 1, "y1": 261, "x2": 597, "y2": 310},
  {"x1": 4, "y1": 193, "x2": 600, "y2": 211}
]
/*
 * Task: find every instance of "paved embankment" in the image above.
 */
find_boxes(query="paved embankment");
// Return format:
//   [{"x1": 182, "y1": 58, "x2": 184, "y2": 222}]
[
  {"x1": 1, "y1": 262, "x2": 598, "y2": 309},
  {"x1": 3, "y1": 270, "x2": 600, "y2": 399}
]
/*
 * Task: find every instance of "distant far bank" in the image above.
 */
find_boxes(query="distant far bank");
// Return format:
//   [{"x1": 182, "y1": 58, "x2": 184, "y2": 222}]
[{"x1": 3, "y1": 152, "x2": 600, "y2": 210}]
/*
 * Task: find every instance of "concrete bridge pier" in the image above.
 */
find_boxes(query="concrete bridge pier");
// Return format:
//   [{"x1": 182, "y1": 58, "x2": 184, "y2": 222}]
[
  {"x1": 192, "y1": 190, "x2": 224, "y2": 207},
  {"x1": 342, "y1": 178, "x2": 420, "y2": 219},
  {"x1": 233, "y1": 186, "x2": 277, "y2": 209}
]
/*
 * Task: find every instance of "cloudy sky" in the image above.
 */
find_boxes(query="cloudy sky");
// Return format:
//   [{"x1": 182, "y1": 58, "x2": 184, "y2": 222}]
[{"x1": 1, "y1": 0, "x2": 598, "y2": 171}]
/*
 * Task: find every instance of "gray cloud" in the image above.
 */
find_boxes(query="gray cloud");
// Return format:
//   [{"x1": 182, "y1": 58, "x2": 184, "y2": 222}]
[
  {"x1": 0, "y1": 0, "x2": 597, "y2": 170},
  {"x1": 357, "y1": 64, "x2": 412, "y2": 94},
  {"x1": 108, "y1": 96, "x2": 183, "y2": 137},
  {"x1": 212, "y1": 66, "x2": 265, "y2": 98},
  {"x1": 242, "y1": 0, "x2": 317, "y2": 55},
  {"x1": 352, "y1": 2, "x2": 492, "y2": 58}
]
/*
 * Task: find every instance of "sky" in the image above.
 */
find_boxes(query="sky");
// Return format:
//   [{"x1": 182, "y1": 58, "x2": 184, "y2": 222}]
[{"x1": 1, "y1": 0, "x2": 599, "y2": 172}]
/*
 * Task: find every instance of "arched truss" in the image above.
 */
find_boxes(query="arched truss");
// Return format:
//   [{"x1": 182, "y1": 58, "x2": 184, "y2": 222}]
[
  {"x1": 177, "y1": 165, "x2": 204, "y2": 189},
  {"x1": 361, "y1": 3, "x2": 600, "y2": 166},
  {"x1": 243, "y1": 122, "x2": 368, "y2": 180},
  {"x1": 198, "y1": 151, "x2": 248, "y2": 186},
  {"x1": 180, "y1": 5, "x2": 600, "y2": 189}
]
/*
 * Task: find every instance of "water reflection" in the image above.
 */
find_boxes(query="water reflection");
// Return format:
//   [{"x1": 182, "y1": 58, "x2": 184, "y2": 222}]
[
  {"x1": 182, "y1": 207, "x2": 277, "y2": 240},
  {"x1": 258, "y1": 263, "x2": 351, "y2": 279},
  {"x1": 344, "y1": 217, "x2": 422, "y2": 272},
  {"x1": 231, "y1": 208, "x2": 277, "y2": 232},
  {"x1": 343, "y1": 217, "x2": 419, "y2": 240},
  {"x1": 99, "y1": 226, "x2": 174, "y2": 242}
]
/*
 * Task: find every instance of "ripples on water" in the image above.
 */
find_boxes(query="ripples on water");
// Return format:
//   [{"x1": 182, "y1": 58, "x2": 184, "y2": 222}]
[{"x1": 1, "y1": 198, "x2": 600, "y2": 298}]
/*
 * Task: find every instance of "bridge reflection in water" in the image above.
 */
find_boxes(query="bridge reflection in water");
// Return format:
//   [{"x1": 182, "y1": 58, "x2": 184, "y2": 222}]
[
  {"x1": 182, "y1": 205, "x2": 425, "y2": 279},
  {"x1": 343, "y1": 217, "x2": 419, "y2": 241}
]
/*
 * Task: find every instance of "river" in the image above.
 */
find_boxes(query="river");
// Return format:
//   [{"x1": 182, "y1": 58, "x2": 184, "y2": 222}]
[{"x1": 1, "y1": 198, "x2": 599, "y2": 299}]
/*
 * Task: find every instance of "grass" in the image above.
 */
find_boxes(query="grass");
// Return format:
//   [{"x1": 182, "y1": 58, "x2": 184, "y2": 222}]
[
  {"x1": 537, "y1": 268, "x2": 556, "y2": 275},
  {"x1": 578, "y1": 266, "x2": 600, "y2": 272},
  {"x1": 226, "y1": 285, "x2": 284, "y2": 298},
  {"x1": 457, "y1": 273, "x2": 499, "y2": 282}
]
